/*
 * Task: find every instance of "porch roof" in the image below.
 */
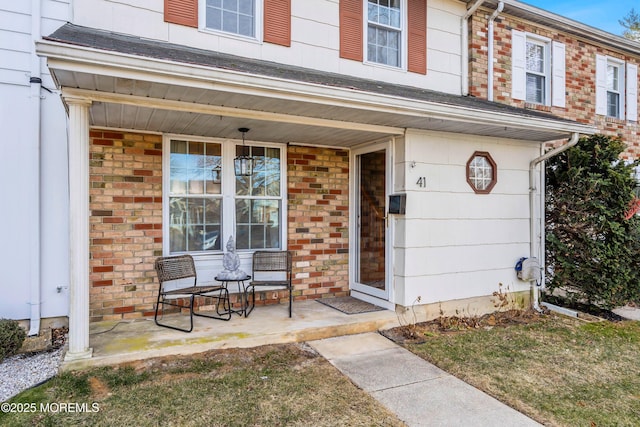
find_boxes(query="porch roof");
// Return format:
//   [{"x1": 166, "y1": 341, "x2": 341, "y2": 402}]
[{"x1": 38, "y1": 23, "x2": 595, "y2": 146}]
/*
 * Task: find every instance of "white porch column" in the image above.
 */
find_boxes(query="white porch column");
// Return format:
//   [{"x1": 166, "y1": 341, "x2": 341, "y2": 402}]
[{"x1": 64, "y1": 96, "x2": 93, "y2": 360}]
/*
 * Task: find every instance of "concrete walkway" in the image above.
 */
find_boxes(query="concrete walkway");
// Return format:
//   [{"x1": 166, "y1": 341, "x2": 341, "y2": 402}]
[
  {"x1": 309, "y1": 332, "x2": 541, "y2": 427},
  {"x1": 63, "y1": 298, "x2": 573, "y2": 425}
]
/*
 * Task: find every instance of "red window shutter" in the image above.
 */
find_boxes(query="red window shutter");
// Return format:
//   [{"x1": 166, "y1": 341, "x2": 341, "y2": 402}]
[
  {"x1": 164, "y1": 0, "x2": 198, "y2": 28},
  {"x1": 407, "y1": 0, "x2": 427, "y2": 74},
  {"x1": 264, "y1": 0, "x2": 291, "y2": 46},
  {"x1": 340, "y1": 0, "x2": 363, "y2": 61}
]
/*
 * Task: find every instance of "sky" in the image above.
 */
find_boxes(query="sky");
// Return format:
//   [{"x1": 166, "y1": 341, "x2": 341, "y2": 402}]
[{"x1": 521, "y1": 0, "x2": 637, "y2": 36}]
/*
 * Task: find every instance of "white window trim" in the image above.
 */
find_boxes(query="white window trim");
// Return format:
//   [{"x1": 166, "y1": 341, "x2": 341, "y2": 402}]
[
  {"x1": 362, "y1": 0, "x2": 408, "y2": 71},
  {"x1": 608, "y1": 62, "x2": 622, "y2": 117},
  {"x1": 525, "y1": 37, "x2": 551, "y2": 105},
  {"x1": 162, "y1": 134, "x2": 287, "y2": 258},
  {"x1": 199, "y1": 0, "x2": 264, "y2": 43},
  {"x1": 596, "y1": 55, "x2": 626, "y2": 120},
  {"x1": 512, "y1": 31, "x2": 565, "y2": 107}
]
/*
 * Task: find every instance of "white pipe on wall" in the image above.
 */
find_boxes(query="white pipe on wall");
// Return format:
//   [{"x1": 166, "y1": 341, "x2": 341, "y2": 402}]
[
  {"x1": 461, "y1": 0, "x2": 485, "y2": 96},
  {"x1": 28, "y1": 0, "x2": 42, "y2": 336},
  {"x1": 529, "y1": 133, "x2": 580, "y2": 311},
  {"x1": 487, "y1": 2, "x2": 504, "y2": 101}
]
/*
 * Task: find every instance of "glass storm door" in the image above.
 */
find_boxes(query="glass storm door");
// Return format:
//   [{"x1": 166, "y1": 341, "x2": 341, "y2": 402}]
[{"x1": 353, "y1": 147, "x2": 389, "y2": 300}]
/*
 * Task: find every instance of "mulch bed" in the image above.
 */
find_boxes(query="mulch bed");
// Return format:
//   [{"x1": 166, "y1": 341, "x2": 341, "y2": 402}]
[
  {"x1": 52, "y1": 326, "x2": 68, "y2": 348},
  {"x1": 380, "y1": 309, "x2": 545, "y2": 345}
]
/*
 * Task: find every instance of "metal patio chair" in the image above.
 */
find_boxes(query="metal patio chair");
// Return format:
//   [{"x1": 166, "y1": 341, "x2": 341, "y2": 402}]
[
  {"x1": 245, "y1": 251, "x2": 293, "y2": 318},
  {"x1": 154, "y1": 254, "x2": 231, "y2": 332}
]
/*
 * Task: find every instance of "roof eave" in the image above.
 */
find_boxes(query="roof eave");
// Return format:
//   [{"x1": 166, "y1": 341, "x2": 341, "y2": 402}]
[
  {"x1": 36, "y1": 38, "x2": 595, "y2": 141},
  {"x1": 477, "y1": 0, "x2": 640, "y2": 55}
]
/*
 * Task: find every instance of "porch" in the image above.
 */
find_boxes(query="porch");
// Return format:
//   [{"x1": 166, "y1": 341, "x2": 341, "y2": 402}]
[
  {"x1": 62, "y1": 299, "x2": 399, "y2": 371},
  {"x1": 36, "y1": 23, "x2": 595, "y2": 362}
]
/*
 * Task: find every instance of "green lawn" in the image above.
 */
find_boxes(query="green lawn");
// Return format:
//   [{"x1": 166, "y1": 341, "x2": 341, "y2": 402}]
[
  {"x1": 5, "y1": 313, "x2": 638, "y2": 427},
  {"x1": 403, "y1": 314, "x2": 640, "y2": 426}
]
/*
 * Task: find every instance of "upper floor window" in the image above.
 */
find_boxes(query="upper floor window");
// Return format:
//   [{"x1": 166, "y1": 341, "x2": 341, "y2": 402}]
[
  {"x1": 595, "y1": 55, "x2": 637, "y2": 121},
  {"x1": 512, "y1": 30, "x2": 565, "y2": 108},
  {"x1": 367, "y1": 0, "x2": 403, "y2": 67},
  {"x1": 165, "y1": 0, "x2": 291, "y2": 46},
  {"x1": 164, "y1": 136, "x2": 285, "y2": 255},
  {"x1": 607, "y1": 62, "x2": 621, "y2": 118},
  {"x1": 525, "y1": 39, "x2": 548, "y2": 104},
  {"x1": 205, "y1": 0, "x2": 256, "y2": 38},
  {"x1": 339, "y1": 0, "x2": 426, "y2": 75}
]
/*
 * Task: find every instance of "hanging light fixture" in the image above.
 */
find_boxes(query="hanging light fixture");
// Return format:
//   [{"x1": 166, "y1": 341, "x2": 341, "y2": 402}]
[{"x1": 234, "y1": 127, "x2": 254, "y2": 177}]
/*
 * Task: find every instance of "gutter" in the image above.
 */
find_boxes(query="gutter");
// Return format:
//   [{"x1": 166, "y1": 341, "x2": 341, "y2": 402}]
[
  {"x1": 487, "y1": 2, "x2": 504, "y2": 101},
  {"x1": 28, "y1": 0, "x2": 42, "y2": 336},
  {"x1": 529, "y1": 132, "x2": 580, "y2": 312},
  {"x1": 484, "y1": 0, "x2": 640, "y2": 57},
  {"x1": 461, "y1": 0, "x2": 485, "y2": 96}
]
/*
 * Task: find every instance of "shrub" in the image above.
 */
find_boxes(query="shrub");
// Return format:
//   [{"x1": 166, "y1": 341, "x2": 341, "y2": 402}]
[
  {"x1": 0, "y1": 318, "x2": 27, "y2": 362},
  {"x1": 545, "y1": 134, "x2": 640, "y2": 309}
]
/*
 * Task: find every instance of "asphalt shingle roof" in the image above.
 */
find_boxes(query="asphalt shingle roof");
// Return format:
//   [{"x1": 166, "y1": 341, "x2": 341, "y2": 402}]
[{"x1": 45, "y1": 23, "x2": 577, "y2": 125}]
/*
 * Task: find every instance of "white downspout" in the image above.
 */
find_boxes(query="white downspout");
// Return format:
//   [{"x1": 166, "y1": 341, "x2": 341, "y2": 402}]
[
  {"x1": 487, "y1": 2, "x2": 504, "y2": 101},
  {"x1": 461, "y1": 0, "x2": 485, "y2": 96},
  {"x1": 529, "y1": 133, "x2": 580, "y2": 311},
  {"x1": 28, "y1": 0, "x2": 42, "y2": 336}
]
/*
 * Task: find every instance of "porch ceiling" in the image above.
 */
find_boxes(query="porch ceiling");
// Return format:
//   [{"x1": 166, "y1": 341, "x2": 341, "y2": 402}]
[
  {"x1": 88, "y1": 99, "x2": 386, "y2": 146},
  {"x1": 53, "y1": 70, "x2": 587, "y2": 147},
  {"x1": 39, "y1": 24, "x2": 596, "y2": 147}
]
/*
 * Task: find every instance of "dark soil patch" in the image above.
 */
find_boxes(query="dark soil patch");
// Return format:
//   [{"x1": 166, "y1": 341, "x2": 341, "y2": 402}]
[{"x1": 541, "y1": 295, "x2": 625, "y2": 321}]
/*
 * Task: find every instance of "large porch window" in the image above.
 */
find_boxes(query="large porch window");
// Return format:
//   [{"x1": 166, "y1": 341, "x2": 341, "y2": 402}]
[
  {"x1": 235, "y1": 145, "x2": 282, "y2": 249},
  {"x1": 165, "y1": 136, "x2": 284, "y2": 254}
]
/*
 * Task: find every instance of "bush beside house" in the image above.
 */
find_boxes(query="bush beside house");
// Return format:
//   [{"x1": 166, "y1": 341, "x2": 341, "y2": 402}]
[
  {"x1": 0, "y1": 319, "x2": 26, "y2": 362},
  {"x1": 545, "y1": 134, "x2": 640, "y2": 309}
]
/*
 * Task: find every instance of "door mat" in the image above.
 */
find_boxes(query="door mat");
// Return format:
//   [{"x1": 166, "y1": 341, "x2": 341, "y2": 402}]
[{"x1": 317, "y1": 296, "x2": 385, "y2": 315}]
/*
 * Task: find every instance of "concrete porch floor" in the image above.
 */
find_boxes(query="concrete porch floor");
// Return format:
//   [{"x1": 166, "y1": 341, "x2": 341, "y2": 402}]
[{"x1": 63, "y1": 300, "x2": 400, "y2": 370}]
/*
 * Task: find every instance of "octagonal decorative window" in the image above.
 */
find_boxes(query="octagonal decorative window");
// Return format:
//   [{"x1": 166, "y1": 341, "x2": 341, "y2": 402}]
[{"x1": 466, "y1": 151, "x2": 497, "y2": 194}]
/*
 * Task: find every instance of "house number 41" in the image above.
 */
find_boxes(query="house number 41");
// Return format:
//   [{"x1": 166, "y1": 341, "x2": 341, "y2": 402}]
[{"x1": 416, "y1": 176, "x2": 426, "y2": 188}]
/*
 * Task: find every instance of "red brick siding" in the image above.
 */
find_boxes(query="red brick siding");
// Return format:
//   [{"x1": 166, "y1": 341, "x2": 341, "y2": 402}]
[
  {"x1": 288, "y1": 146, "x2": 350, "y2": 301},
  {"x1": 89, "y1": 132, "x2": 350, "y2": 321},
  {"x1": 89, "y1": 130, "x2": 163, "y2": 322},
  {"x1": 468, "y1": 10, "x2": 640, "y2": 159}
]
